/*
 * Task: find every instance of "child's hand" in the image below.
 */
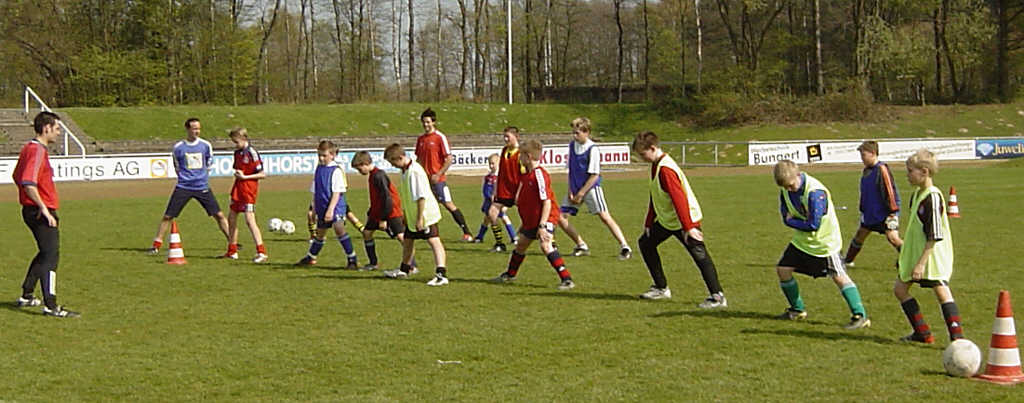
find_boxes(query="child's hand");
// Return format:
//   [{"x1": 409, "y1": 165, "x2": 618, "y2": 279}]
[
  {"x1": 417, "y1": 217, "x2": 426, "y2": 231},
  {"x1": 912, "y1": 264, "x2": 926, "y2": 281},
  {"x1": 324, "y1": 212, "x2": 334, "y2": 222},
  {"x1": 233, "y1": 170, "x2": 244, "y2": 179},
  {"x1": 685, "y1": 228, "x2": 704, "y2": 242},
  {"x1": 430, "y1": 173, "x2": 441, "y2": 183}
]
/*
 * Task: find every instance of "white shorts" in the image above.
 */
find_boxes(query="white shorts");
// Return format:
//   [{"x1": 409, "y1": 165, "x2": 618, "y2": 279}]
[{"x1": 560, "y1": 186, "x2": 609, "y2": 216}]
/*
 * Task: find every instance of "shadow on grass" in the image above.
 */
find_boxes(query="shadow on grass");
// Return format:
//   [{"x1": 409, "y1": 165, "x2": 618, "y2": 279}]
[
  {"x1": 654, "y1": 309, "x2": 779, "y2": 321},
  {"x1": 456, "y1": 278, "x2": 549, "y2": 289},
  {"x1": 1, "y1": 304, "x2": 42, "y2": 317},
  {"x1": 739, "y1": 328, "x2": 895, "y2": 345},
  {"x1": 101, "y1": 247, "x2": 157, "y2": 253},
  {"x1": 526, "y1": 291, "x2": 638, "y2": 301},
  {"x1": 920, "y1": 369, "x2": 951, "y2": 377}
]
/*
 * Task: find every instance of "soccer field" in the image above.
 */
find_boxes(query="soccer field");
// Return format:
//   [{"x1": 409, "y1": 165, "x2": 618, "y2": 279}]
[{"x1": 0, "y1": 162, "x2": 1021, "y2": 401}]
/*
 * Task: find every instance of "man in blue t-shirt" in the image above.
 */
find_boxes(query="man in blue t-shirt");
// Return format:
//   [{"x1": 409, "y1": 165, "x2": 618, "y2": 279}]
[{"x1": 148, "y1": 118, "x2": 232, "y2": 255}]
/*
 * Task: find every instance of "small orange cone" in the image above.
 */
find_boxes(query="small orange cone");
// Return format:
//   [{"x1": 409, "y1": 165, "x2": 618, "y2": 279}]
[
  {"x1": 166, "y1": 221, "x2": 187, "y2": 265},
  {"x1": 975, "y1": 290, "x2": 1024, "y2": 385},
  {"x1": 947, "y1": 186, "x2": 961, "y2": 218}
]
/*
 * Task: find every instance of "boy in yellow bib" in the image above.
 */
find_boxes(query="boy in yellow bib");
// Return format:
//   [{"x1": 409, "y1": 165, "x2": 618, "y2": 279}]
[
  {"x1": 893, "y1": 149, "x2": 964, "y2": 344},
  {"x1": 772, "y1": 160, "x2": 870, "y2": 330}
]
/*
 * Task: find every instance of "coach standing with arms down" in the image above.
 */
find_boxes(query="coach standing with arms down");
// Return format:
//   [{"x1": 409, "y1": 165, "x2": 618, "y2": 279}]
[{"x1": 13, "y1": 111, "x2": 79, "y2": 317}]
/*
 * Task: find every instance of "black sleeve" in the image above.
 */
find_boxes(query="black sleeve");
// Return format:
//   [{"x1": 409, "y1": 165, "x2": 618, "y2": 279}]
[
  {"x1": 917, "y1": 193, "x2": 945, "y2": 241},
  {"x1": 372, "y1": 170, "x2": 393, "y2": 220}
]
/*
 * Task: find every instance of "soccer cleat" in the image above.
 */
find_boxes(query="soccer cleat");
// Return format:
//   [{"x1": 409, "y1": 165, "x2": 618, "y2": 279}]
[
  {"x1": 345, "y1": 262, "x2": 359, "y2": 270},
  {"x1": 899, "y1": 332, "x2": 935, "y2": 344},
  {"x1": 15, "y1": 297, "x2": 41, "y2": 308},
  {"x1": 358, "y1": 264, "x2": 378, "y2": 271},
  {"x1": 489, "y1": 243, "x2": 507, "y2": 253},
  {"x1": 557, "y1": 279, "x2": 576, "y2": 290},
  {"x1": 639, "y1": 286, "x2": 672, "y2": 300},
  {"x1": 698, "y1": 294, "x2": 728, "y2": 309},
  {"x1": 426, "y1": 274, "x2": 449, "y2": 286},
  {"x1": 383, "y1": 267, "x2": 419, "y2": 279},
  {"x1": 618, "y1": 247, "x2": 633, "y2": 260},
  {"x1": 489, "y1": 272, "x2": 516, "y2": 283},
  {"x1": 42, "y1": 306, "x2": 80, "y2": 318},
  {"x1": 844, "y1": 260, "x2": 856, "y2": 268},
  {"x1": 776, "y1": 308, "x2": 808, "y2": 321},
  {"x1": 295, "y1": 256, "x2": 317, "y2": 266},
  {"x1": 460, "y1": 234, "x2": 474, "y2": 243},
  {"x1": 571, "y1": 246, "x2": 590, "y2": 257},
  {"x1": 252, "y1": 253, "x2": 269, "y2": 264},
  {"x1": 843, "y1": 314, "x2": 871, "y2": 330},
  {"x1": 220, "y1": 252, "x2": 238, "y2": 260},
  {"x1": 146, "y1": 247, "x2": 160, "y2": 255}
]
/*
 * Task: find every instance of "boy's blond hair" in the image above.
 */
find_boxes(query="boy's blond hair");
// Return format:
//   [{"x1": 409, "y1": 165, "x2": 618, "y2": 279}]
[
  {"x1": 488, "y1": 153, "x2": 500, "y2": 164},
  {"x1": 773, "y1": 160, "x2": 800, "y2": 186},
  {"x1": 521, "y1": 140, "x2": 543, "y2": 160},
  {"x1": 317, "y1": 139, "x2": 337, "y2": 153},
  {"x1": 351, "y1": 151, "x2": 373, "y2": 167},
  {"x1": 906, "y1": 149, "x2": 938, "y2": 176},
  {"x1": 229, "y1": 127, "x2": 248, "y2": 139},
  {"x1": 570, "y1": 117, "x2": 591, "y2": 133},
  {"x1": 384, "y1": 143, "x2": 405, "y2": 160}
]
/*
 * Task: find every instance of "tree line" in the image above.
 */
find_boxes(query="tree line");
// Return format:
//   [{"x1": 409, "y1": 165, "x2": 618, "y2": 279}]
[{"x1": 0, "y1": 0, "x2": 1021, "y2": 108}]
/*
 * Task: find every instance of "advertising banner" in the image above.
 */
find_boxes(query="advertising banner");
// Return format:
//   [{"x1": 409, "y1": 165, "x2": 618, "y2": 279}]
[
  {"x1": 975, "y1": 139, "x2": 1024, "y2": 159},
  {"x1": 748, "y1": 139, "x2": 977, "y2": 165},
  {"x1": 0, "y1": 143, "x2": 631, "y2": 184}
]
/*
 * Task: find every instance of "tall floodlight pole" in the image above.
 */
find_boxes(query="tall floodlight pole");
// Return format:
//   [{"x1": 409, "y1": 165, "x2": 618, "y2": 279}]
[{"x1": 507, "y1": 0, "x2": 513, "y2": 104}]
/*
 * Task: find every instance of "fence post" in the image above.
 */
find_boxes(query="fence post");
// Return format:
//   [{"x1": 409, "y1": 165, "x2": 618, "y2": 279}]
[{"x1": 714, "y1": 143, "x2": 719, "y2": 166}]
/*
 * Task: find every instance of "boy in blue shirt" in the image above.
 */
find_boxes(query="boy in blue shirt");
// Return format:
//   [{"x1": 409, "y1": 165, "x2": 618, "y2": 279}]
[
  {"x1": 295, "y1": 140, "x2": 359, "y2": 269},
  {"x1": 473, "y1": 153, "x2": 517, "y2": 250},
  {"x1": 149, "y1": 118, "x2": 232, "y2": 256},
  {"x1": 843, "y1": 141, "x2": 903, "y2": 266}
]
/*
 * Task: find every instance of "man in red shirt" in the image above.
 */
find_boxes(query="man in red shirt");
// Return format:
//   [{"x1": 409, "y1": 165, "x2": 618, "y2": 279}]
[
  {"x1": 416, "y1": 108, "x2": 473, "y2": 241},
  {"x1": 12, "y1": 112, "x2": 79, "y2": 317},
  {"x1": 490, "y1": 140, "x2": 575, "y2": 290}
]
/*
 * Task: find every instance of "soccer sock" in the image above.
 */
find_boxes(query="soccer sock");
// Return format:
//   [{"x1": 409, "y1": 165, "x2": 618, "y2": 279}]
[
  {"x1": 941, "y1": 301, "x2": 965, "y2": 341},
  {"x1": 491, "y1": 224, "x2": 505, "y2": 245},
  {"x1": 400, "y1": 262, "x2": 413, "y2": 274},
  {"x1": 364, "y1": 239, "x2": 378, "y2": 265},
  {"x1": 436, "y1": 266, "x2": 447, "y2": 277},
  {"x1": 840, "y1": 283, "x2": 866, "y2": 317},
  {"x1": 780, "y1": 278, "x2": 805, "y2": 312},
  {"x1": 256, "y1": 244, "x2": 266, "y2": 255},
  {"x1": 475, "y1": 223, "x2": 488, "y2": 241},
  {"x1": 688, "y1": 242, "x2": 723, "y2": 295},
  {"x1": 307, "y1": 239, "x2": 325, "y2": 258},
  {"x1": 507, "y1": 251, "x2": 526, "y2": 277},
  {"x1": 307, "y1": 217, "x2": 316, "y2": 238},
  {"x1": 337, "y1": 234, "x2": 356, "y2": 263},
  {"x1": 900, "y1": 298, "x2": 932, "y2": 337},
  {"x1": 546, "y1": 251, "x2": 571, "y2": 280},
  {"x1": 844, "y1": 239, "x2": 863, "y2": 263},
  {"x1": 350, "y1": 216, "x2": 365, "y2": 232},
  {"x1": 450, "y1": 209, "x2": 471, "y2": 235},
  {"x1": 152, "y1": 239, "x2": 163, "y2": 250},
  {"x1": 500, "y1": 213, "x2": 516, "y2": 240},
  {"x1": 227, "y1": 243, "x2": 238, "y2": 255}
]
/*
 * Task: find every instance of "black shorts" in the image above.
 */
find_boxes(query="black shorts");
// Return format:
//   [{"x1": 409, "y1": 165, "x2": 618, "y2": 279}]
[
  {"x1": 912, "y1": 279, "x2": 949, "y2": 288},
  {"x1": 520, "y1": 222, "x2": 556, "y2": 240},
  {"x1": 365, "y1": 216, "x2": 407, "y2": 238},
  {"x1": 404, "y1": 223, "x2": 440, "y2": 240},
  {"x1": 777, "y1": 244, "x2": 846, "y2": 278},
  {"x1": 494, "y1": 198, "x2": 515, "y2": 208},
  {"x1": 861, "y1": 222, "x2": 888, "y2": 234},
  {"x1": 164, "y1": 187, "x2": 221, "y2": 218}
]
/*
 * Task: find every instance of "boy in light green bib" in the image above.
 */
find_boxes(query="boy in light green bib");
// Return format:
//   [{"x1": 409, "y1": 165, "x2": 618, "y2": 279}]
[
  {"x1": 772, "y1": 160, "x2": 870, "y2": 330},
  {"x1": 893, "y1": 149, "x2": 964, "y2": 344}
]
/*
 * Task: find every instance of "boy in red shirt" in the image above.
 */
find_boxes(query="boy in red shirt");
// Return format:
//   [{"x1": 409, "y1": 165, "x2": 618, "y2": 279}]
[
  {"x1": 351, "y1": 151, "x2": 415, "y2": 271},
  {"x1": 416, "y1": 107, "x2": 473, "y2": 241},
  {"x1": 12, "y1": 112, "x2": 78, "y2": 317},
  {"x1": 224, "y1": 127, "x2": 268, "y2": 263},
  {"x1": 490, "y1": 140, "x2": 575, "y2": 290}
]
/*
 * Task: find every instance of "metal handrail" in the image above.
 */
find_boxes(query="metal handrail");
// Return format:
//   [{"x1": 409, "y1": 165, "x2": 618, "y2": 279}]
[{"x1": 24, "y1": 86, "x2": 86, "y2": 157}]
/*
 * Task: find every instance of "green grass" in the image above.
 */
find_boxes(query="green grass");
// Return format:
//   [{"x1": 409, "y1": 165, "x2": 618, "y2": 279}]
[
  {"x1": 1, "y1": 164, "x2": 1022, "y2": 400},
  {"x1": 64, "y1": 102, "x2": 1024, "y2": 144}
]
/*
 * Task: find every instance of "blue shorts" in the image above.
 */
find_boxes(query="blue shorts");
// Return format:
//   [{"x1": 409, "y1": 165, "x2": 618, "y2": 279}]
[
  {"x1": 431, "y1": 181, "x2": 453, "y2": 203},
  {"x1": 315, "y1": 203, "x2": 349, "y2": 229}
]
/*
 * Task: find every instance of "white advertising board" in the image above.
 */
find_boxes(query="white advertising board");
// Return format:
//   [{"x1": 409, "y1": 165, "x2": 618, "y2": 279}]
[{"x1": 748, "y1": 139, "x2": 977, "y2": 166}]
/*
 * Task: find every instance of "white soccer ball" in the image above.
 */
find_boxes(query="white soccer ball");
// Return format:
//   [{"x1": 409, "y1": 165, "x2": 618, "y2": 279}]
[
  {"x1": 268, "y1": 218, "x2": 283, "y2": 232},
  {"x1": 281, "y1": 220, "x2": 296, "y2": 235},
  {"x1": 942, "y1": 339, "x2": 983, "y2": 378}
]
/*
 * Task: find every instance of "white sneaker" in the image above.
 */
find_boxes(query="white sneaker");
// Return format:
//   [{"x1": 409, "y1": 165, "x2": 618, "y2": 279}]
[
  {"x1": 252, "y1": 253, "x2": 269, "y2": 263},
  {"x1": 384, "y1": 267, "x2": 419, "y2": 279},
  {"x1": 557, "y1": 279, "x2": 575, "y2": 290},
  {"x1": 639, "y1": 286, "x2": 672, "y2": 300},
  {"x1": 426, "y1": 274, "x2": 449, "y2": 286},
  {"x1": 15, "y1": 297, "x2": 41, "y2": 307},
  {"x1": 618, "y1": 247, "x2": 633, "y2": 260},
  {"x1": 698, "y1": 293, "x2": 727, "y2": 309}
]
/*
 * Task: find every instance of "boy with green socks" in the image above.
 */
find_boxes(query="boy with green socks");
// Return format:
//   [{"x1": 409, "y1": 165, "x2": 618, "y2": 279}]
[{"x1": 772, "y1": 160, "x2": 870, "y2": 330}]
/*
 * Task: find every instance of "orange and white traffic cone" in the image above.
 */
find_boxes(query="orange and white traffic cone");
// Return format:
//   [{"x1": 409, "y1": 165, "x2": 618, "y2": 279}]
[
  {"x1": 947, "y1": 186, "x2": 961, "y2": 218},
  {"x1": 975, "y1": 290, "x2": 1024, "y2": 385},
  {"x1": 166, "y1": 221, "x2": 187, "y2": 265}
]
